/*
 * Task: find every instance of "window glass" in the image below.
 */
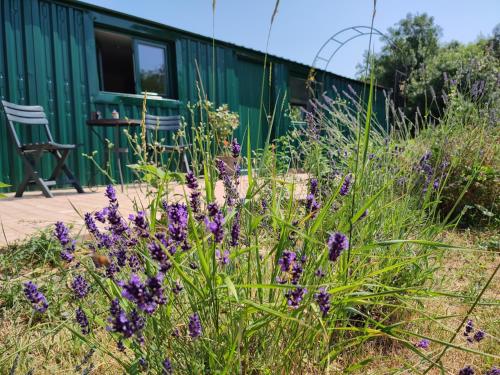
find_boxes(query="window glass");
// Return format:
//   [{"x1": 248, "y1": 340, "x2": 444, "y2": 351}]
[
  {"x1": 137, "y1": 43, "x2": 166, "y2": 96},
  {"x1": 289, "y1": 76, "x2": 309, "y2": 106},
  {"x1": 95, "y1": 29, "x2": 135, "y2": 94}
]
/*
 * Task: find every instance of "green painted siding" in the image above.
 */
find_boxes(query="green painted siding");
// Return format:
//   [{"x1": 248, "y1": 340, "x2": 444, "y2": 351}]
[{"x1": 0, "y1": 0, "x2": 387, "y2": 191}]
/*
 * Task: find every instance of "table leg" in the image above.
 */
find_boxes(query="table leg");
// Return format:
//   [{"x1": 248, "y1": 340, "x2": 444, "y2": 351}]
[{"x1": 114, "y1": 126, "x2": 125, "y2": 192}]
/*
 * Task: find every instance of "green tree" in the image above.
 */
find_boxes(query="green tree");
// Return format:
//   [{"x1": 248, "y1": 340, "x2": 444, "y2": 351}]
[
  {"x1": 405, "y1": 38, "x2": 500, "y2": 119},
  {"x1": 358, "y1": 13, "x2": 441, "y2": 91}
]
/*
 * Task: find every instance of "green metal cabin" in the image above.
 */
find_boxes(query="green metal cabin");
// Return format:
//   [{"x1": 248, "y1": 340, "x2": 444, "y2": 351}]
[{"x1": 0, "y1": 0, "x2": 387, "y2": 189}]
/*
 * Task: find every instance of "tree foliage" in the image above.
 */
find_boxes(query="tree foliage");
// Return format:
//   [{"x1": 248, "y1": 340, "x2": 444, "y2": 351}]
[{"x1": 359, "y1": 14, "x2": 500, "y2": 120}]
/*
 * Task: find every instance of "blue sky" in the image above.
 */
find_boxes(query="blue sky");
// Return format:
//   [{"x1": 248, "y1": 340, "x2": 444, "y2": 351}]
[{"x1": 82, "y1": 0, "x2": 499, "y2": 79}]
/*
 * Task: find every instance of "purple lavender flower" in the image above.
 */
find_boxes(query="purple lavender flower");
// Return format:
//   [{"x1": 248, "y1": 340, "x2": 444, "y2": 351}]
[
  {"x1": 310, "y1": 178, "x2": 318, "y2": 196},
  {"x1": 485, "y1": 367, "x2": 500, "y2": 375},
  {"x1": 165, "y1": 203, "x2": 189, "y2": 248},
  {"x1": 207, "y1": 202, "x2": 219, "y2": 217},
  {"x1": 339, "y1": 174, "x2": 352, "y2": 196},
  {"x1": 433, "y1": 179, "x2": 440, "y2": 190},
  {"x1": 216, "y1": 159, "x2": 239, "y2": 206},
  {"x1": 261, "y1": 198, "x2": 268, "y2": 213},
  {"x1": 290, "y1": 263, "x2": 303, "y2": 285},
  {"x1": 75, "y1": 307, "x2": 90, "y2": 335},
  {"x1": 148, "y1": 240, "x2": 171, "y2": 273},
  {"x1": 107, "y1": 205, "x2": 129, "y2": 237},
  {"x1": 473, "y1": 330, "x2": 485, "y2": 342},
  {"x1": 172, "y1": 280, "x2": 183, "y2": 295},
  {"x1": 327, "y1": 232, "x2": 349, "y2": 262},
  {"x1": 105, "y1": 262, "x2": 118, "y2": 279},
  {"x1": 305, "y1": 193, "x2": 320, "y2": 215},
  {"x1": 23, "y1": 281, "x2": 48, "y2": 313},
  {"x1": 206, "y1": 210, "x2": 225, "y2": 243},
  {"x1": 231, "y1": 138, "x2": 241, "y2": 158},
  {"x1": 139, "y1": 358, "x2": 148, "y2": 371},
  {"x1": 94, "y1": 208, "x2": 108, "y2": 223},
  {"x1": 117, "y1": 340, "x2": 126, "y2": 352},
  {"x1": 459, "y1": 366, "x2": 474, "y2": 375},
  {"x1": 107, "y1": 299, "x2": 144, "y2": 341},
  {"x1": 54, "y1": 221, "x2": 75, "y2": 262},
  {"x1": 188, "y1": 313, "x2": 202, "y2": 339},
  {"x1": 171, "y1": 327, "x2": 180, "y2": 337},
  {"x1": 314, "y1": 287, "x2": 330, "y2": 317},
  {"x1": 464, "y1": 319, "x2": 474, "y2": 336},
  {"x1": 415, "y1": 339, "x2": 430, "y2": 349},
  {"x1": 315, "y1": 267, "x2": 326, "y2": 278},
  {"x1": 278, "y1": 250, "x2": 296, "y2": 272},
  {"x1": 285, "y1": 287, "x2": 307, "y2": 309},
  {"x1": 186, "y1": 171, "x2": 198, "y2": 189},
  {"x1": 114, "y1": 247, "x2": 127, "y2": 268},
  {"x1": 119, "y1": 273, "x2": 166, "y2": 314},
  {"x1": 84, "y1": 213, "x2": 99, "y2": 236},
  {"x1": 128, "y1": 211, "x2": 149, "y2": 238},
  {"x1": 128, "y1": 254, "x2": 141, "y2": 272},
  {"x1": 215, "y1": 249, "x2": 230, "y2": 265},
  {"x1": 71, "y1": 275, "x2": 89, "y2": 299},
  {"x1": 105, "y1": 185, "x2": 117, "y2": 205},
  {"x1": 162, "y1": 358, "x2": 173, "y2": 375},
  {"x1": 230, "y1": 211, "x2": 240, "y2": 247},
  {"x1": 186, "y1": 172, "x2": 202, "y2": 220}
]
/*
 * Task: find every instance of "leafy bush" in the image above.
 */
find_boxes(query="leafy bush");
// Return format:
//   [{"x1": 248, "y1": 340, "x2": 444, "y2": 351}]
[
  {"x1": 403, "y1": 89, "x2": 499, "y2": 227},
  {"x1": 405, "y1": 38, "x2": 500, "y2": 119}
]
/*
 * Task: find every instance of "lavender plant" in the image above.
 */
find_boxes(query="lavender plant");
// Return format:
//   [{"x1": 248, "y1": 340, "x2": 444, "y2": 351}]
[{"x1": 2, "y1": 71, "x2": 498, "y2": 375}]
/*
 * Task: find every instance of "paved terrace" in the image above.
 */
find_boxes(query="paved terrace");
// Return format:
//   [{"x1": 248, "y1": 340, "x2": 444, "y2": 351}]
[{"x1": 0, "y1": 174, "x2": 308, "y2": 246}]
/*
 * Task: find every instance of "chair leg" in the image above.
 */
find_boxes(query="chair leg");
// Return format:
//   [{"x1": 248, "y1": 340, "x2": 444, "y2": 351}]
[
  {"x1": 182, "y1": 151, "x2": 191, "y2": 173},
  {"x1": 51, "y1": 149, "x2": 84, "y2": 194},
  {"x1": 15, "y1": 171, "x2": 31, "y2": 198},
  {"x1": 16, "y1": 151, "x2": 53, "y2": 198},
  {"x1": 35, "y1": 176, "x2": 54, "y2": 198},
  {"x1": 49, "y1": 149, "x2": 70, "y2": 182},
  {"x1": 62, "y1": 164, "x2": 84, "y2": 194}
]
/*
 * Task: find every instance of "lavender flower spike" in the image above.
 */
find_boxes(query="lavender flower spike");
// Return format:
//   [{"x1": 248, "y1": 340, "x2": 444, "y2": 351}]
[
  {"x1": 459, "y1": 366, "x2": 475, "y2": 375},
  {"x1": 314, "y1": 287, "x2": 330, "y2": 317},
  {"x1": 105, "y1": 184, "x2": 117, "y2": 205},
  {"x1": 206, "y1": 210, "x2": 225, "y2": 243},
  {"x1": 327, "y1": 232, "x2": 349, "y2": 262},
  {"x1": 162, "y1": 358, "x2": 173, "y2": 375},
  {"x1": 71, "y1": 275, "x2": 90, "y2": 299},
  {"x1": 54, "y1": 221, "x2": 75, "y2": 262},
  {"x1": 339, "y1": 174, "x2": 352, "y2": 196},
  {"x1": 415, "y1": 339, "x2": 430, "y2": 349},
  {"x1": 285, "y1": 287, "x2": 307, "y2": 309},
  {"x1": 188, "y1": 313, "x2": 202, "y2": 339},
  {"x1": 231, "y1": 138, "x2": 241, "y2": 158},
  {"x1": 23, "y1": 281, "x2": 48, "y2": 313},
  {"x1": 76, "y1": 307, "x2": 90, "y2": 335}
]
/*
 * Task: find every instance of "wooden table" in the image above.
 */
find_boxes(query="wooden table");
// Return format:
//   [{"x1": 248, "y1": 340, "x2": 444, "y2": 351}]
[{"x1": 86, "y1": 119, "x2": 141, "y2": 191}]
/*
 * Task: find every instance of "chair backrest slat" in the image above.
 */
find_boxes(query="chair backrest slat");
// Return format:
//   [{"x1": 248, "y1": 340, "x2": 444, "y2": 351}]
[
  {"x1": 2, "y1": 100, "x2": 43, "y2": 112},
  {"x1": 3, "y1": 106, "x2": 47, "y2": 119},
  {"x1": 3, "y1": 113, "x2": 49, "y2": 125},
  {"x1": 144, "y1": 114, "x2": 181, "y2": 131},
  {"x1": 1, "y1": 100, "x2": 53, "y2": 149}
]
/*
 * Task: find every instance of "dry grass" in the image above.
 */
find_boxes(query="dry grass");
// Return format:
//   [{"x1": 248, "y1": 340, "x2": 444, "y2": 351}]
[
  {"x1": 350, "y1": 229, "x2": 499, "y2": 374},
  {"x1": 1, "y1": 229, "x2": 498, "y2": 374}
]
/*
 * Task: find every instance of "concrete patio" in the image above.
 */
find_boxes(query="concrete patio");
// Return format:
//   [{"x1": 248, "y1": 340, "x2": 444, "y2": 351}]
[{"x1": 0, "y1": 174, "x2": 308, "y2": 246}]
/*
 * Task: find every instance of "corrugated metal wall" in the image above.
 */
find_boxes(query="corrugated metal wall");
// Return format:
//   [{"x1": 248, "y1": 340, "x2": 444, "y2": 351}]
[{"x1": 0, "y1": 0, "x2": 387, "y2": 192}]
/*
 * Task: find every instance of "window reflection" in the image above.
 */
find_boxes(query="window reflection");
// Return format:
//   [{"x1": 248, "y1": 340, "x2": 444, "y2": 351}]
[{"x1": 138, "y1": 43, "x2": 166, "y2": 96}]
